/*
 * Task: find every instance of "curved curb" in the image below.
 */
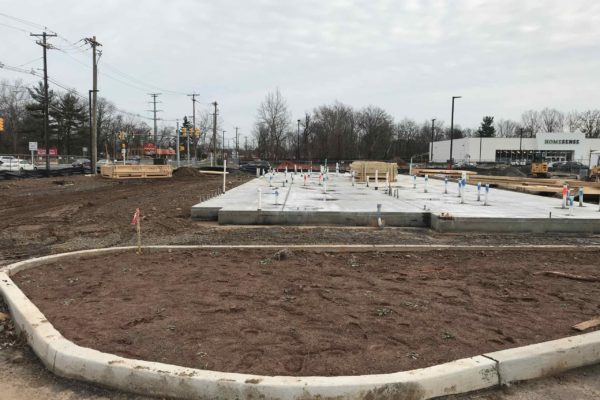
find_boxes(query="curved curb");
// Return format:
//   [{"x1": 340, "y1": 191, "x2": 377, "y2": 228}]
[{"x1": 1, "y1": 247, "x2": 599, "y2": 400}]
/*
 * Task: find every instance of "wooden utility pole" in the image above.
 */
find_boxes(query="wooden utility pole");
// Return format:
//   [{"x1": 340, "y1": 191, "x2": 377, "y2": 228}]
[
  {"x1": 234, "y1": 126, "x2": 239, "y2": 160},
  {"x1": 84, "y1": 36, "x2": 102, "y2": 174},
  {"x1": 148, "y1": 93, "x2": 161, "y2": 145},
  {"x1": 31, "y1": 31, "x2": 57, "y2": 173},
  {"x1": 187, "y1": 94, "x2": 198, "y2": 162},
  {"x1": 211, "y1": 101, "x2": 218, "y2": 166}
]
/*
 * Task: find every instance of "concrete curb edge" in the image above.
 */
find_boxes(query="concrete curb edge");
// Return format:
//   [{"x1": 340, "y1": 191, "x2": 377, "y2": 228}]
[{"x1": 1, "y1": 246, "x2": 599, "y2": 399}]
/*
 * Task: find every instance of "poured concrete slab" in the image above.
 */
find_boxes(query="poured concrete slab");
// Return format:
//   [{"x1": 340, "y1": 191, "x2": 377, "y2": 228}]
[{"x1": 191, "y1": 172, "x2": 600, "y2": 232}]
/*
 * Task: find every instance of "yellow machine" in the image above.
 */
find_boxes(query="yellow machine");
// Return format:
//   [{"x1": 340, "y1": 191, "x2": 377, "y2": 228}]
[
  {"x1": 590, "y1": 151, "x2": 600, "y2": 182},
  {"x1": 530, "y1": 153, "x2": 549, "y2": 178}
]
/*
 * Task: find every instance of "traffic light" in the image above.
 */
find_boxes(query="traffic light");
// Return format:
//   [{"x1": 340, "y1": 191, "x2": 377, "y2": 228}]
[
  {"x1": 117, "y1": 131, "x2": 126, "y2": 141},
  {"x1": 181, "y1": 127, "x2": 188, "y2": 137},
  {"x1": 0, "y1": 117, "x2": 4, "y2": 132},
  {"x1": 179, "y1": 145, "x2": 185, "y2": 152},
  {"x1": 194, "y1": 128, "x2": 200, "y2": 137}
]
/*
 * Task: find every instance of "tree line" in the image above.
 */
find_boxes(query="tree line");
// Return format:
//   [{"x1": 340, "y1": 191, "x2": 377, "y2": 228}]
[
  {"x1": 253, "y1": 89, "x2": 600, "y2": 162},
  {"x1": 0, "y1": 79, "x2": 171, "y2": 157}
]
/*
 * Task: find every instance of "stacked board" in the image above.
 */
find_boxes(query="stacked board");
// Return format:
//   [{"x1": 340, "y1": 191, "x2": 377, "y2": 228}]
[
  {"x1": 350, "y1": 161, "x2": 397, "y2": 182},
  {"x1": 100, "y1": 165, "x2": 173, "y2": 179}
]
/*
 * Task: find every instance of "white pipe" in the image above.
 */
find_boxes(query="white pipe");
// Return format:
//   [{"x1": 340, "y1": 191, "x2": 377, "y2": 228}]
[
  {"x1": 444, "y1": 177, "x2": 448, "y2": 194},
  {"x1": 569, "y1": 190, "x2": 574, "y2": 216},
  {"x1": 223, "y1": 160, "x2": 227, "y2": 193},
  {"x1": 484, "y1": 184, "x2": 489, "y2": 206},
  {"x1": 258, "y1": 188, "x2": 262, "y2": 210}
]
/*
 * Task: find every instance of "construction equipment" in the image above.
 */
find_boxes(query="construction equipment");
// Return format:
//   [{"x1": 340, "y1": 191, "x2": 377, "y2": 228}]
[
  {"x1": 530, "y1": 153, "x2": 549, "y2": 178},
  {"x1": 589, "y1": 151, "x2": 600, "y2": 182}
]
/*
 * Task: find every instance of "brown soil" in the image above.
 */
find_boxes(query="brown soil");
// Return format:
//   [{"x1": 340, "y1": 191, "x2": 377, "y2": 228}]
[{"x1": 12, "y1": 248, "x2": 600, "y2": 377}]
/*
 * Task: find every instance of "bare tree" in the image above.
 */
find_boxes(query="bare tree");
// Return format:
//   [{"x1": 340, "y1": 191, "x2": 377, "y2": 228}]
[
  {"x1": 253, "y1": 88, "x2": 291, "y2": 160},
  {"x1": 564, "y1": 111, "x2": 581, "y2": 133},
  {"x1": 539, "y1": 108, "x2": 564, "y2": 132},
  {"x1": 520, "y1": 110, "x2": 541, "y2": 137},
  {"x1": 578, "y1": 110, "x2": 600, "y2": 138},
  {"x1": 0, "y1": 79, "x2": 29, "y2": 153},
  {"x1": 357, "y1": 106, "x2": 394, "y2": 159},
  {"x1": 495, "y1": 119, "x2": 519, "y2": 137}
]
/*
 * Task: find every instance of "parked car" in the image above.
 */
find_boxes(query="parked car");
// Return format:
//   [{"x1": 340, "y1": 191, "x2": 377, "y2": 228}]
[
  {"x1": 0, "y1": 159, "x2": 36, "y2": 171},
  {"x1": 96, "y1": 159, "x2": 114, "y2": 172},
  {"x1": 239, "y1": 161, "x2": 271, "y2": 174},
  {"x1": 72, "y1": 158, "x2": 91, "y2": 168},
  {"x1": 0, "y1": 156, "x2": 16, "y2": 163}
]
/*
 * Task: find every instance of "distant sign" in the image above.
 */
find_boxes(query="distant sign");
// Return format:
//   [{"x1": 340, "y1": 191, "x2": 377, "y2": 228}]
[
  {"x1": 37, "y1": 147, "x2": 58, "y2": 156},
  {"x1": 28, "y1": 142, "x2": 38, "y2": 151},
  {"x1": 143, "y1": 143, "x2": 156, "y2": 155}
]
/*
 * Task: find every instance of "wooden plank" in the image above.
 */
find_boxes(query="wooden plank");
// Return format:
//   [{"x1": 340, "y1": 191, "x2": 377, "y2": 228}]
[{"x1": 572, "y1": 317, "x2": 600, "y2": 332}]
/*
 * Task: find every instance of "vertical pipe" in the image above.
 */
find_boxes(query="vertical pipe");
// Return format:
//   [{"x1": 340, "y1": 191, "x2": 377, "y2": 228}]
[
  {"x1": 413, "y1": 175, "x2": 416, "y2": 189},
  {"x1": 484, "y1": 184, "x2": 490, "y2": 206},
  {"x1": 223, "y1": 160, "x2": 227, "y2": 193},
  {"x1": 579, "y1": 187, "x2": 584, "y2": 207},
  {"x1": 444, "y1": 177, "x2": 448, "y2": 194},
  {"x1": 424, "y1": 175, "x2": 428, "y2": 193},
  {"x1": 477, "y1": 182, "x2": 481, "y2": 202},
  {"x1": 258, "y1": 188, "x2": 262, "y2": 210}
]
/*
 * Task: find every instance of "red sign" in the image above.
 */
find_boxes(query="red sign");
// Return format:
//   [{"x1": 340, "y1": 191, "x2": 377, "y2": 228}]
[
  {"x1": 37, "y1": 147, "x2": 58, "y2": 156},
  {"x1": 143, "y1": 143, "x2": 156, "y2": 155},
  {"x1": 156, "y1": 148, "x2": 175, "y2": 155}
]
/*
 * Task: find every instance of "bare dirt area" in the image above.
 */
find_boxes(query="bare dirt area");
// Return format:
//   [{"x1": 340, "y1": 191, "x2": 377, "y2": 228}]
[
  {"x1": 11, "y1": 248, "x2": 600, "y2": 376},
  {"x1": 2, "y1": 174, "x2": 600, "y2": 399}
]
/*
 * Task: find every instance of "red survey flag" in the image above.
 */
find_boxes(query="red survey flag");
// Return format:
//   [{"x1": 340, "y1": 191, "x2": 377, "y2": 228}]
[{"x1": 131, "y1": 208, "x2": 140, "y2": 225}]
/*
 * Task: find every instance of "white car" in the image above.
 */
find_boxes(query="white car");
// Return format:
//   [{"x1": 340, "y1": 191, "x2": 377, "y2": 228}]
[{"x1": 0, "y1": 159, "x2": 37, "y2": 171}]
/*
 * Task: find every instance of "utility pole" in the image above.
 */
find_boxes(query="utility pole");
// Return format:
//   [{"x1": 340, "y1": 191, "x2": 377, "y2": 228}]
[
  {"x1": 187, "y1": 93, "x2": 199, "y2": 163},
  {"x1": 430, "y1": 118, "x2": 436, "y2": 163},
  {"x1": 297, "y1": 119, "x2": 301, "y2": 160},
  {"x1": 234, "y1": 126, "x2": 239, "y2": 161},
  {"x1": 83, "y1": 36, "x2": 102, "y2": 174},
  {"x1": 211, "y1": 101, "x2": 218, "y2": 166},
  {"x1": 176, "y1": 119, "x2": 180, "y2": 167},
  {"x1": 449, "y1": 96, "x2": 461, "y2": 166},
  {"x1": 148, "y1": 93, "x2": 162, "y2": 145},
  {"x1": 31, "y1": 31, "x2": 57, "y2": 173}
]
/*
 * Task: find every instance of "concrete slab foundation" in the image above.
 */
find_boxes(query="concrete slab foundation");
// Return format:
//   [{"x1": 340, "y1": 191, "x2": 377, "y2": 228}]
[{"x1": 191, "y1": 172, "x2": 600, "y2": 233}]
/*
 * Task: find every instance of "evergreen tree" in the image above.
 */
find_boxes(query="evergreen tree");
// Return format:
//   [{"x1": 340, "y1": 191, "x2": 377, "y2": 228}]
[
  {"x1": 477, "y1": 116, "x2": 496, "y2": 137},
  {"x1": 54, "y1": 92, "x2": 87, "y2": 155}
]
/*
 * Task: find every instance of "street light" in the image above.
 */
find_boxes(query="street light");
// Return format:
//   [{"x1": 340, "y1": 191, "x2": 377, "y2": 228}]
[
  {"x1": 449, "y1": 96, "x2": 461, "y2": 166},
  {"x1": 430, "y1": 118, "x2": 436, "y2": 164},
  {"x1": 297, "y1": 119, "x2": 301, "y2": 160}
]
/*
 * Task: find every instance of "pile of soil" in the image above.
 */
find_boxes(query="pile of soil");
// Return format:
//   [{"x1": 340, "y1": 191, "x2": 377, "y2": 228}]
[
  {"x1": 12, "y1": 248, "x2": 600, "y2": 376},
  {"x1": 173, "y1": 167, "x2": 202, "y2": 177}
]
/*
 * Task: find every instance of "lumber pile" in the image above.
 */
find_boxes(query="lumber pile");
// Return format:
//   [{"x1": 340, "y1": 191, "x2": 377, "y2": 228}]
[
  {"x1": 101, "y1": 165, "x2": 173, "y2": 179},
  {"x1": 350, "y1": 161, "x2": 397, "y2": 182},
  {"x1": 412, "y1": 168, "x2": 477, "y2": 178}
]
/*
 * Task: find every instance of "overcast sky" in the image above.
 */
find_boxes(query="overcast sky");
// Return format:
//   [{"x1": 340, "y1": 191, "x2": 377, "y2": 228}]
[{"x1": 2, "y1": 0, "x2": 600, "y2": 143}]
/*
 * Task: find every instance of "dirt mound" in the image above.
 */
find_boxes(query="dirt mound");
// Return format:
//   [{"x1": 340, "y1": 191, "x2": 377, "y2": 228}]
[{"x1": 173, "y1": 167, "x2": 202, "y2": 177}]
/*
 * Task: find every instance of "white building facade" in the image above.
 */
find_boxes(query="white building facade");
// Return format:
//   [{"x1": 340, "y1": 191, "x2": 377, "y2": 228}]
[{"x1": 430, "y1": 132, "x2": 600, "y2": 165}]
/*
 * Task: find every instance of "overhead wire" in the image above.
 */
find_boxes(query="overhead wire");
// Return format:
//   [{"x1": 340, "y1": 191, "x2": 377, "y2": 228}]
[{"x1": 0, "y1": 12, "x2": 199, "y2": 123}]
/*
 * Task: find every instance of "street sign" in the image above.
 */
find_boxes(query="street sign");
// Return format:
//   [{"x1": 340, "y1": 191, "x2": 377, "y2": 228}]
[{"x1": 28, "y1": 142, "x2": 38, "y2": 151}]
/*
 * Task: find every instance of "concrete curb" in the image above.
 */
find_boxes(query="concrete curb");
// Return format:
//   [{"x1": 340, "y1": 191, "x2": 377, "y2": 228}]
[{"x1": 1, "y1": 246, "x2": 600, "y2": 400}]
